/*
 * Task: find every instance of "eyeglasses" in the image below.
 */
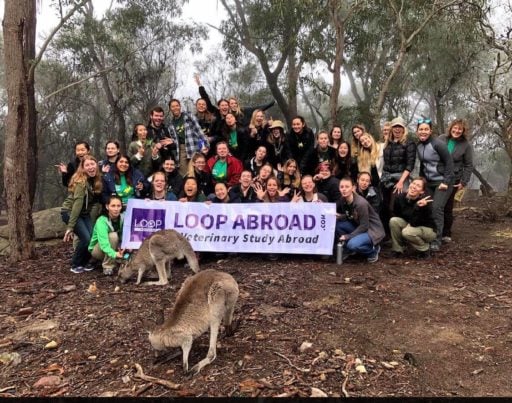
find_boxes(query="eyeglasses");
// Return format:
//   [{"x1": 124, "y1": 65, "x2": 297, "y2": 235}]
[{"x1": 417, "y1": 118, "x2": 432, "y2": 124}]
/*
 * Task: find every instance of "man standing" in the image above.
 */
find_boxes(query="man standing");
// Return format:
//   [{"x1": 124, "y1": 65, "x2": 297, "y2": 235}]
[
  {"x1": 169, "y1": 99, "x2": 209, "y2": 176},
  {"x1": 146, "y1": 106, "x2": 177, "y2": 162}
]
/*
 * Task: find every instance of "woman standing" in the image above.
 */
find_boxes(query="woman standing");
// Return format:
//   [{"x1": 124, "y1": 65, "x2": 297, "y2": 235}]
[
  {"x1": 329, "y1": 125, "x2": 343, "y2": 150},
  {"x1": 416, "y1": 118, "x2": 454, "y2": 252},
  {"x1": 56, "y1": 141, "x2": 91, "y2": 187},
  {"x1": 350, "y1": 124, "x2": 365, "y2": 158},
  {"x1": 61, "y1": 155, "x2": 103, "y2": 273},
  {"x1": 287, "y1": 116, "x2": 315, "y2": 172},
  {"x1": 356, "y1": 133, "x2": 381, "y2": 188},
  {"x1": 380, "y1": 117, "x2": 417, "y2": 235},
  {"x1": 266, "y1": 120, "x2": 290, "y2": 169},
  {"x1": 439, "y1": 119, "x2": 473, "y2": 242},
  {"x1": 127, "y1": 123, "x2": 160, "y2": 178},
  {"x1": 220, "y1": 112, "x2": 249, "y2": 161},
  {"x1": 333, "y1": 141, "x2": 357, "y2": 181},
  {"x1": 99, "y1": 140, "x2": 120, "y2": 174}
]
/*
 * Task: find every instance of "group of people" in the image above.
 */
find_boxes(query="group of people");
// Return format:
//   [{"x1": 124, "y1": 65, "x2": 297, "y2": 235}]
[{"x1": 58, "y1": 79, "x2": 474, "y2": 273}]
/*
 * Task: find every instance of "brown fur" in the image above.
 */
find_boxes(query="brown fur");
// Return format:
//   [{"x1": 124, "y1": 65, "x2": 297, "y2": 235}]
[
  {"x1": 118, "y1": 229, "x2": 199, "y2": 286},
  {"x1": 148, "y1": 269, "x2": 239, "y2": 374}
]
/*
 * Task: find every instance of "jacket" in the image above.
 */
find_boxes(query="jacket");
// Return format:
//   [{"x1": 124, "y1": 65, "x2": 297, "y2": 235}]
[
  {"x1": 146, "y1": 123, "x2": 177, "y2": 161},
  {"x1": 438, "y1": 134, "x2": 474, "y2": 186},
  {"x1": 205, "y1": 155, "x2": 243, "y2": 188},
  {"x1": 300, "y1": 146, "x2": 336, "y2": 176},
  {"x1": 61, "y1": 179, "x2": 101, "y2": 231},
  {"x1": 417, "y1": 136, "x2": 454, "y2": 185},
  {"x1": 171, "y1": 111, "x2": 209, "y2": 159},
  {"x1": 336, "y1": 192, "x2": 385, "y2": 245},
  {"x1": 127, "y1": 139, "x2": 159, "y2": 177},
  {"x1": 382, "y1": 139, "x2": 416, "y2": 175},
  {"x1": 102, "y1": 168, "x2": 149, "y2": 205},
  {"x1": 287, "y1": 128, "x2": 315, "y2": 172},
  {"x1": 393, "y1": 193, "x2": 436, "y2": 230},
  {"x1": 88, "y1": 214, "x2": 123, "y2": 258}
]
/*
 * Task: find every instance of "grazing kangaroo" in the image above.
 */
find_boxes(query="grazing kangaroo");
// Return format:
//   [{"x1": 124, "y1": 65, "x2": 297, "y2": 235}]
[
  {"x1": 118, "y1": 229, "x2": 199, "y2": 286},
  {"x1": 148, "y1": 269, "x2": 239, "y2": 374}
]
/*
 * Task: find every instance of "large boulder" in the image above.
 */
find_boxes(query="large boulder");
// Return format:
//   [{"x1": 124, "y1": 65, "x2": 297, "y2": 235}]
[{"x1": 0, "y1": 207, "x2": 66, "y2": 241}]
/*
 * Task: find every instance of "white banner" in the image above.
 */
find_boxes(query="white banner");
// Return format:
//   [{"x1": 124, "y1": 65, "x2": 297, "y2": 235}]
[{"x1": 121, "y1": 199, "x2": 336, "y2": 255}]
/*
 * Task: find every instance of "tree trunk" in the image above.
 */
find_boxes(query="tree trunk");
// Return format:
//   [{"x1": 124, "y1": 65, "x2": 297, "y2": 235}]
[
  {"x1": 472, "y1": 168, "x2": 495, "y2": 197},
  {"x1": 2, "y1": 0, "x2": 37, "y2": 261},
  {"x1": 327, "y1": 0, "x2": 346, "y2": 127},
  {"x1": 286, "y1": 52, "x2": 299, "y2": 127}
]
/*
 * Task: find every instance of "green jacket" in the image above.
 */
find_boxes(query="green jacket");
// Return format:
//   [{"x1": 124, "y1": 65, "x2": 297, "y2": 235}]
[
  {"x1": 61, "y1": 180, "x2": 101, "y2": 230},
  {"x1": 88, "y1": 215, "x2": 124, "y2": 259}
]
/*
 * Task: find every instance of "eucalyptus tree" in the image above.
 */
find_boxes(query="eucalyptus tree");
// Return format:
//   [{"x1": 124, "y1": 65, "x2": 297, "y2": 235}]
[
  {"x1": 217, "y1": 0, "x2": 328, "y2": 125},
  {"x1": 53, "y1": 0, "x2": 204, "y2": 150}
]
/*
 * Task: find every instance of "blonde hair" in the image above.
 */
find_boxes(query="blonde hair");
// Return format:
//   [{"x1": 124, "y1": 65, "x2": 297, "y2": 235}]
[
  {"x1": 187, "y1": 152, "x2": 206, "y2": 178},
  {"x1": 281, "y1": 159, "x2": 301, "y2": 189},
  {"x1": 68, "y1": 155, "x2": 102, "y2": 194},
  {"x1": 228, "y1": 97, "x2": 242, "y2": 117},
  {"x1": 357, "y1": 133, "x2": 379, "y2": 172},
  {"x1": 386, "y1": 124, "x2": 409, "y2": 146},
  {"x1": 249, "y1": 109, "x2": 267, "y2": 128}
]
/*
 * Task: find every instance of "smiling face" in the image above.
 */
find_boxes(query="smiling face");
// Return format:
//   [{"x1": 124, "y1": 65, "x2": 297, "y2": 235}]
[
  {"x1": 196, "y1": 99, "x2": 207, "y2": 113},
  {"x1": 357, "y1": 173, "x2": 371, "y2": 191},
  {"x1": 170, "y1": 100, "x2": 181, "y2": 118},
  {"x1": 152, "y1": 172, "x2": 166, "y2": 193},
  {"x1": 216, "y1": 143, "x2": 229, "y2": 159},
  {"x1": 359, "y1": 134, "x2": 373, "y2": 149},
  {"x1": 183, "y1": 178, "x2": 198, "y2": 197},
  {"x1": 83, "y1": 159, "x2": 98, "y2": 177},
  {"x1": 417, "y1": 123, "x2": 432, "y2": 142},
  {"x1": 301, "y1": 176, "x2": 315, "y2": 193},
  {"x1": 240, "y1": 171, "x2": 253, "y2": 187},
  {"x1": 450, "y1": 124, "x2": 464, "y2": 139},
  {"x1": 382, "y1": 124, "x2": 391, "y2": 141},
  {"x1": 75, "y1": 143, "x2": 89, "y2": 160},
  {"x1": 259, "y1": 165, "x2": 273, "y2": 180},
  {"x1": 218, "y1": 100, "x2": 230, "y2": 115},
  {"x1": 193, "y1": 156, "x2": 206, "y2": 171},
  {"x1": 407, "y1": 179, "x2": 425, "y2": 198},
  {"x1": 392, "y1": 125, "x2": 404, "y2": 141},
  {"x1": 272, "y1": 127, "x2": 282, "y2": 138},
  {"x1": 150, "y1": 111, "x2": 164, "y2": 127},
  {"x1": 228, "y1": 98, "x2": 239, "y2": 111},
  {"x1": 352, "y1": 127, "x2": 363, "y2": 139},
  {"x1": 214, "y1": 183, "x2": 228, "y2": 200},
  {"x1": 292, "y1": 118, "x2": 305, "y2": 134},
  {"x1": 105, "y1": 142, "x2": 119, "y2": 158},
  {"x1": 135, "y1": 124, "x2": 147, "y2": 141},
  {"x1": 162, "y1": 159, "x2": 176, "y2": 173},
  {"x1": 116, "y1": 157, "x2": 130, "y2": 173},
  {"x1": 331, "y1": 127, "x2": 342, "y2": 141},
  {"x1": 338, "y1": 143, "x2": 349, "y2": 158},
  {"x1": 254, "y1": 111, "x2": 265, "y2": 126},
  {"x1": 285, "y1": 161, "x2": 297, "y2": 176}
]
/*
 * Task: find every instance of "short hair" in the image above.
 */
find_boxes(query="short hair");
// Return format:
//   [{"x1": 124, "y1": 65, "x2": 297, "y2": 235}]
[
  {"x1": 447, "y1": 119, "x2": 469, "y2": 140},
  {"x1": 340, "y1": 176, "x2": 354, "y2": 185},
  {"x1": 168, "y1": 98, "x2": 181, "y2": 108},
  {"x1": 150, "y1": 106, "x2": 165, "y2": 115}
]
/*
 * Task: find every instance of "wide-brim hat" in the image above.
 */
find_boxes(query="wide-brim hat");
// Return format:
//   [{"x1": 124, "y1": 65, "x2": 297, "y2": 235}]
[{"x1": 269, "y1": 120, "x2": 285, "y2": 130}]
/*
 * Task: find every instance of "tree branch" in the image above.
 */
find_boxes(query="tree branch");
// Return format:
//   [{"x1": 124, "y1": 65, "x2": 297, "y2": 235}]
[{"x1": 29, "y1": 0, "x2": 91, "y2": 80}]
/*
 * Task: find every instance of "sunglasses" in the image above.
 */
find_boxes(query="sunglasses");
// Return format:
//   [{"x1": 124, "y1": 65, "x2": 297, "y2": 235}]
[{"x1": 417, "y1": 118, "x2": 432, "y2": 124}]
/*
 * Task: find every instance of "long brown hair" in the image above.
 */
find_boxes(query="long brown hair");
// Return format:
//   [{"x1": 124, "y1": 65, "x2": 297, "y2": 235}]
[{"x1": 68, "y1": 155, "x2": 102, "y2": 194}]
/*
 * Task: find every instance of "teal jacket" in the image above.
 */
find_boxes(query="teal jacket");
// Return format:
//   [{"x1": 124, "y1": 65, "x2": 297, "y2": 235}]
[{"x1": 88, "y1": 214, "x2": 124, "y2": 259}]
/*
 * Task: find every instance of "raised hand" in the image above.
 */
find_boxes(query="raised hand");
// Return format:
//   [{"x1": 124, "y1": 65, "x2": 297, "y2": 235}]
[{"x1": 417, "y1": 195, "x2": 433, "y2": 207}]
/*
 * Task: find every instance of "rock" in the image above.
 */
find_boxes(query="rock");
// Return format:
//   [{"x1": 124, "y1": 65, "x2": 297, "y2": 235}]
[
  {"x1": 0, "y1": 352, "x2": 21, "y2": 366},
  {"x1": 299, "y1": 341, "x2": 313, "y2": 353},
  {"x1": 44, "y1": 340, "x2": 59, "y2": 350},
  {"x1": 355, "y1": 364, "x2": 367, "y2": 374},
  {"x1": 0, "y1": 207, "x2": 67, "y2": 241},
  {"x1": 310, "y1": 387, "x2": 328, "y2": 397},
  {"x1": 33, "y1": 375, "x2": 62, "y2": 388}
]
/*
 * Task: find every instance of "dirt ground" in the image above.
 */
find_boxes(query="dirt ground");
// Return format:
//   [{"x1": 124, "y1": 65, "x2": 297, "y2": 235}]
[{"x1": 1, "y1": 205, "x2": 511, "y2": 398}]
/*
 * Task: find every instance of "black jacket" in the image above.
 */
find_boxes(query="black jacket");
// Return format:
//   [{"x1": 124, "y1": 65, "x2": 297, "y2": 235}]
[
  {"x1": 382, "y1": 139, "x2": 416, "y2": 175},
  {"x1": 393, "y1": 192, "x2": 436, "y2": 230}
]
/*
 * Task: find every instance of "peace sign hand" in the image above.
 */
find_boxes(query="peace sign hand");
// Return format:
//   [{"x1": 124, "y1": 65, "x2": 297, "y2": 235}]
[{"x1": 417, "y1": 195, "x2": 433, "y2": 207}]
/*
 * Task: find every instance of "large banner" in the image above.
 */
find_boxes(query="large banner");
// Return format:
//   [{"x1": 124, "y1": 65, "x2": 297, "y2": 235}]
[{"x1": 121, "y1": 199, "x2": 336, "y2": 255}]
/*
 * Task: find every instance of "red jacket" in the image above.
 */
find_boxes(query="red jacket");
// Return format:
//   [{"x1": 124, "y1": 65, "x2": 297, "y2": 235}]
[{"x1": 205, "y1": 155, "x2": 243, "y2": 188}]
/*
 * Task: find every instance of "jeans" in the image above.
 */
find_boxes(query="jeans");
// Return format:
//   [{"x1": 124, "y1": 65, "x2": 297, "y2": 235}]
[
  {"x1": 61, "y1": 211, "x2": 92, "y2": 267},
  {"x1": 426, "y1": 183, "x2": 453, "y2": 245},
  {"x1": 335, "y1": 220, "x2": 375, "y2": 257}
]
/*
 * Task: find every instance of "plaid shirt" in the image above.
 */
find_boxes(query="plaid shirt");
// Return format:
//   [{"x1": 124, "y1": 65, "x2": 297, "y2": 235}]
[{"x1": 170, "y1": 112, "x2": 209, "y2": 160}]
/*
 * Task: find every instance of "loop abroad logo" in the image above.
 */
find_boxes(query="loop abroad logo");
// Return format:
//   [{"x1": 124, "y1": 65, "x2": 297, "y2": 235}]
[{"x1": 130, "y1": 208, "x2": 166, "y2": 242}]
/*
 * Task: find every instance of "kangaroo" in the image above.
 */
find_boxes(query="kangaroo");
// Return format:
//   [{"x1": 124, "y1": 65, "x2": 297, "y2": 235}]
[
  {"x1": 148, "y1": 269, "x2": 239, "y2": 374},
  {"x1": 118, "y1": 229, "x2": 199, "y2": 286}
]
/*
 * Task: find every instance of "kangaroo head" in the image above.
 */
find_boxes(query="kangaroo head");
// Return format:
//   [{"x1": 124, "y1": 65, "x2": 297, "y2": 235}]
[{"x1": 117, "y1": 259, "x2": 134, "y2": 283}]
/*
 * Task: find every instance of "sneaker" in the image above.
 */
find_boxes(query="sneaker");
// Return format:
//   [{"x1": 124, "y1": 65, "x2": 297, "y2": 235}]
[
  {"x1": 442, "y1": 236, "x2": 452, "y2": 243},
  {"x1": 430, "y1": 242, "x2": 440, "y2": 252},
  {"x1": 416, "y1": 250, "x2": 431, "y2": 259},
  {"x1": 70, "y1": 266, "x2": 85, "y2": 274},
  {"x1": 367, "y1": 245, "x2": 381, "y2": 263},
  {"x1": 83, "y1": 263, "x2": 96, "y2": 272}
]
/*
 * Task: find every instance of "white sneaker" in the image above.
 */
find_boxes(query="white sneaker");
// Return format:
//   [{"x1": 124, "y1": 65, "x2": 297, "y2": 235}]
[{"x1": 442, "y1": 236, "x2": 452, "y2": 243}]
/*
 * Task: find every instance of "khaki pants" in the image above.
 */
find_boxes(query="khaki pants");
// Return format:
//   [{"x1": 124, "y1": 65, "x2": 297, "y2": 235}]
[
  {"x1": 390, "y1": 217, "x2": 436, "y2": 252},
  {"x1": 178, "y1": 144, "x2": 189, "y2": 177},
  {"x1": 91, "y1": 232, "x2": 119, "y2": 271}
]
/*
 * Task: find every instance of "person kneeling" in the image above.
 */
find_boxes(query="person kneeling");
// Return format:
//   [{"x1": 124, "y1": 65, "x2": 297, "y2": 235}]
[
  {"x1": 335, "y1": 176, "x2": 385, "y2": 263},
  {"x1": 390, "y1": 177, "x2": 436, "y2": 259},
  {"x1": 88, "y1": 195, "x2": 125, "y2": 275}
]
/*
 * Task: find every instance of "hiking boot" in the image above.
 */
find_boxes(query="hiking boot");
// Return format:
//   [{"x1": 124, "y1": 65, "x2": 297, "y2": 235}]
[
  {"x1": 416, "y1": 250, "x2": 431, "y2": 260},
  {"x1": 367, "y1": 245, "x2": 381, "y2": 263},
  {"x1": 430, "y1": 242, "x2": 440, "y2": 252},
  {"x1": 442, "y1": 236, "x2": 452, "y2": 243},
  {"x1": 70, "y1": 266, "x2": 85, "y2": 274}
]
